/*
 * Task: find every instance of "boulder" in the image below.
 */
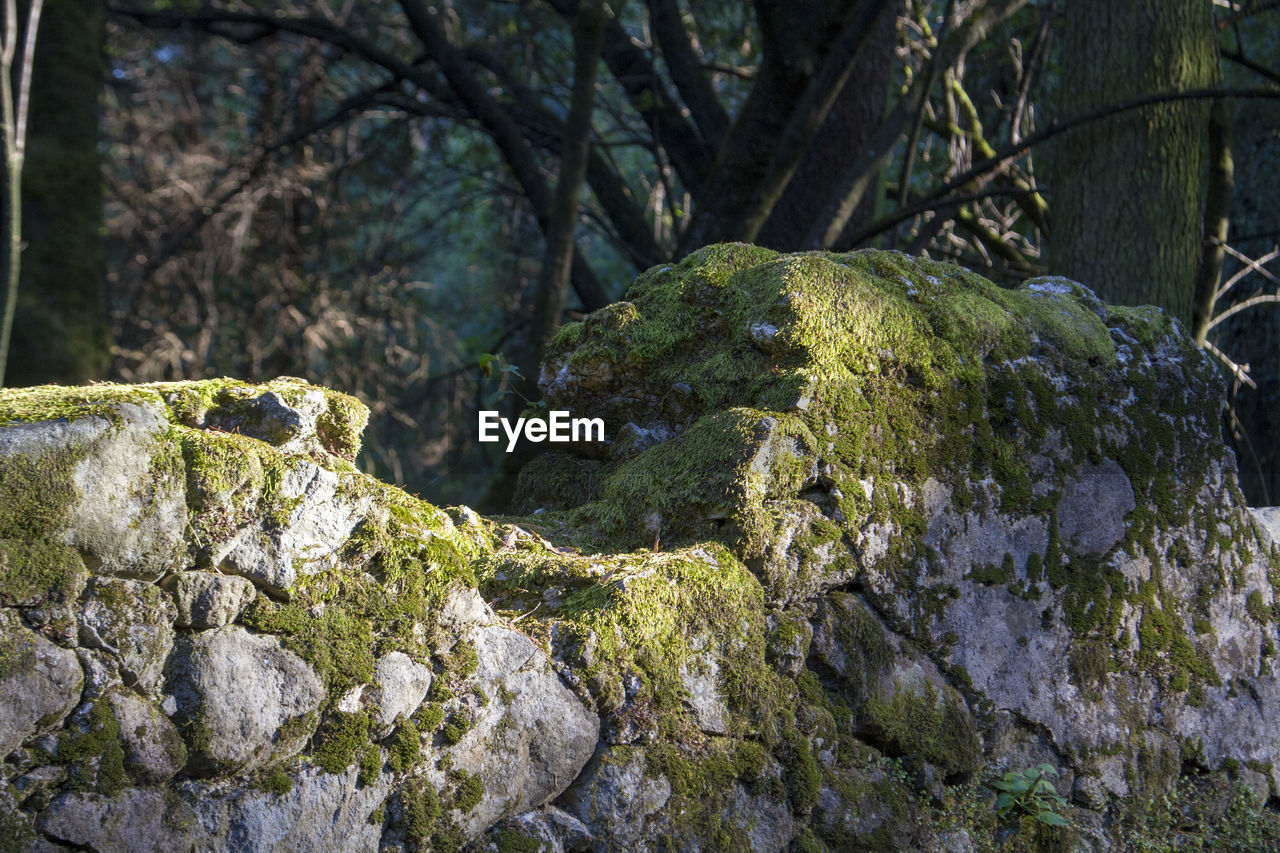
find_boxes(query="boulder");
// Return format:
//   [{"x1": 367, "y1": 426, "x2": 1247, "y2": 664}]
[{"x1": 165, "y1": 626, "x2": 324, "y2": 776}]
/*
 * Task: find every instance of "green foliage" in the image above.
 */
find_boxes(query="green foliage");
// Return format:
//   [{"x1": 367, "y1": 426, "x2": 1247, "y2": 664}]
[{"x1": 991, "y1": 764, "x2": 1070, "y2": 829}]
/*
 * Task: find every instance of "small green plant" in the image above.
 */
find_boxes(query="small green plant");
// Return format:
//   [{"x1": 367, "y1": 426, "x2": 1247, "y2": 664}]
[
  {"x1": 478, "y1": 353, "x2": 525, "y2": 407},
  {"x1": 991, "y1": 763, "x2": 1070, "y2": 828}
]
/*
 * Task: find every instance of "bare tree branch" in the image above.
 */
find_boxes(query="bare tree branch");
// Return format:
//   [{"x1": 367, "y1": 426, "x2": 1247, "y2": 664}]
[{"x1": 646, "y1": 0, "x2": 729, "y2": 148}]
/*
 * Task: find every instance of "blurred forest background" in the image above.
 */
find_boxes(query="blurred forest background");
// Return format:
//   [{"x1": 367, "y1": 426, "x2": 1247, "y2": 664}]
[{"x1": 2, "y1": 0, "x2": 1278, "y2": 508}]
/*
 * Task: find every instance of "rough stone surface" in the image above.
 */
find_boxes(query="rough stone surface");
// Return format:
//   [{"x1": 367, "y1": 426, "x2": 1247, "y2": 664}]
[
  {"x1": 559, "y1": 747, "x2": 672, "y2": 852},
  {"x1": 166, "y1": 626, "x2": 324, "y2": 776},
  {"x1": 211, "y1": 460, "x2": 370, "y2": 595},
  {"x1": 368, "y1": 651, "x2": 432, "y2": 736},
  {"x1": 0, "y1": 402, "x2": 187, "y2": 581},
  {"x1": 77, "y1": 577, "x2": 176, "y2": 693},
  {"x1": 0, "y1": 610, "x2": 81, "y2": 757},
  {"x1": 38, "y1": 788, "x2": 203, "y2": 853},
  {"x1": 1056, "y1": 458, "x2": 1136, "y2": 555},
  {"x1": 188, "y1": 765, "x2": 389, "y2": 852},
  {"x1": 3, "y1": 252, "x2": 1280, "y2": 851},
  {"x1": 165, "y1": 570, "x2": 257, "y2": 628},
  {"x1": 105, "y1": 688, "x2": 187, "y2": 784},
  {"x1": 443, "y1": 624, "x2": 600, "y2": 833}
]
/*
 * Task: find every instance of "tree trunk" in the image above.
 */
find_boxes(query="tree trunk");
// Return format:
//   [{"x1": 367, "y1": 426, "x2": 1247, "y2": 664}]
[
  {"x1": 7, "y1": 0, "x2": 109, "y2": 385},
  {"x1": 1044, "y1": 0, "x2": 1217, "y2": 321},
  {"x1": 521, "y1": 0, "x2": 605, "y2": 393},
  {"x1": 757, "y1": 0, "x2": 900, "y2": 249}
]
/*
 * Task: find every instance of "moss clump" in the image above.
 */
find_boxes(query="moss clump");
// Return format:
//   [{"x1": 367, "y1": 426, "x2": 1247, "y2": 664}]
[
  {"x1": 1247, "y1": 591, "x2": 1269, "y2": 623},
  {"x1": 58, "y1": 700, "x2": 127, "y2": 795},
  {"x1": 493, "y1": 829, "x2": 542, "y2": 853},
  {"x1": 0, "y1": 449, "x2": 82, "y2": 541},
  {"x1": 412, "y1": 702, "x2": 445, "y2": 733},
  {"x1": 0, "y1": 539, "x2": 86, "y2": 607},
  {"x1": 311, "y1": 711, "x2": 371, "y2": 774},
  {"x1": 241, "y1": 479, "x2": 474, "y2": 698},
  {"x1": 358, "y1": 747, "x2": 383, "y2": 787},
  {"x1": 398, "y1": 777, "x2": 443, "y2": 843},
  {"x1": 440, "y1": 713, "x2": 472, "y2": 746},
  {"x1": 864, "y1": 679, "x2": 980, "y2": 775},
  {"x1": 452, "y1": 769, "x2": 485, "y2": 813},
  {"x1": 257, "y1": 766, "x2": 293, "y2": 795},
  {"x1": 385, "y1": 718, "x2": 422, "y2": 773}
]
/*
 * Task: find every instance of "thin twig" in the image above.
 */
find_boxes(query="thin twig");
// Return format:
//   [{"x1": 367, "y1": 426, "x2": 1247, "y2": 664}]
[
  {"x1": 13, "y1": 0, "x2": 39, "y2": 156},
  {"x1": 1208, "y1": 292, "x2": 1280, "y2": 331},
  {"x1": 1215, "y1": 247, "x2": 1279, "y2": 300},
  {"x1": 1201, "y1": 339, "x2": 1257, "y2": 389}
]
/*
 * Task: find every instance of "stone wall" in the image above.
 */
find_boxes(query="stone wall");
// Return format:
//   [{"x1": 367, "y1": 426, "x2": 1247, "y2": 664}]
[{"x1": 2, "y1": 246, "x2": 1279, "y2": 851}]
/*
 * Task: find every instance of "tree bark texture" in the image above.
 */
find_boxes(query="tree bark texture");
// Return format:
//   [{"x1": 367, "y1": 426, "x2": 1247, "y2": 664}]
[{"x1": 1044, "y1": 0, "x2": 1218, "y2": 322}]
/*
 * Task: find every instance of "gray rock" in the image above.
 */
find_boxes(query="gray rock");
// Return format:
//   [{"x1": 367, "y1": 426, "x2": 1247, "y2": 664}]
[
  {"x1": 439, "y1": 585, "x2": 492, "y2": 630},
  {"x1": 813, "y1": 765, "x2": 920, "y2": 851},
  {"x1": 204, "y1": 387, "x2": 329, "y2": 457},
  {"x1": 491, "y1": 806, "x2": 594, "y2": 853},
  {"x1": 212, "y1": 460, "x2": 369, "y2": 595},
  {"x1": 0, "y1": 402, "x2": 186, "y2": 580},
  {"x1": 0, "y1": 610, "x2": 82, "y2": 756},
  {"x1": 77, "y1": 577, "x2": 176, "y2": 693},
  {"x1": 443, "y1": 624, "x2": 600, "y2": 833},
  {"x1": 766, "y1": 612, "x2": 813, "y2": 678},
  {"x1": 38, "y1": 788, "x2": 203, "y2": 853},
  {"x1": 166, "y1": 625, "x2": 324, "y2": 776},
  {"x1": 1056, "y1": 458, "x2": 1135, "y2": 556},
  {"x1": 1072, "y1": 774, "x2": 1109, "y2": 810},
  {"x1": 678, "y1": 640, "x2": 728, "y2": 735},
  {"x1": 559, "y1": 747, "x2": 671, "y2": 852},
  {"x1": 1250, "y1": 506, "x2": 1280, "y2": 547},
  {"x1": 722, "y1": 780, "x2": 795, "y2": 852},
  {"x1": 74, "y1": 648, "x2": 120, "y2": 700},
  {"x1": 189, "y1": 764, "x2": 390, "y2": 852},
  {"x1": 936, "y1": 828, "x2": 977, "y2": 853},
  {"x1": 164, "y1": 570, "x2": 258, "y2": 628},
  {"x1": 812, "y1": 592, "x2": 979, "y2": 774},
  {"x1": 368, "y1": 651, "x2": 433, "y2": 736},
  {"x1": 105, "y1": 689, "x2": 187, "y2": 784}
]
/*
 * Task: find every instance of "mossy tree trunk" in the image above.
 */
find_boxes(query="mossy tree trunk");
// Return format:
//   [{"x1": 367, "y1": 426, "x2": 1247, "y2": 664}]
[
  {"x1": 7, "y1": 0, "x2": 110, "y2": 386},
  {"x1": 1044, "y1": 0, "x2": 1218, "y2": 322}
]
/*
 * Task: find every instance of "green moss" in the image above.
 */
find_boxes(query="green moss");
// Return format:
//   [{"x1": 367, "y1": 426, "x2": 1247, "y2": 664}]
[
  {"x1": 412, "y1": 702, "x2": 445, "y2": 732},
  {"x1": 1068, "y1": 636, "x2": 1113, "y2": 699},
  {"x1": 58, "y1": 700, "x2": 127, "y2": 795},
  {"x1": 257, "y1": 766, "x2": 293, "y2": 795},
  {"x1": 478, "y1": 541, "x2": 783, "y2": 745},
  {"x1": 385, "y1": 718, "x2": 422, "y2": 773},
  {"x1": 784, "y1": 729, "x2": 822, "y2": 814},
  {"x1": 441, "y1": 712, "x2": 472, "y2": 746},
  {"x1": 864, "y1": 678, "x2": 980, "y2": 774},
  {"x1": 452, "y1": 769, "x2": 485, "y2": 813},
  {"x1": 0, "y1": 448, "x2": 82, "y2": 540},
  {"x1": 398, "y1": 777, "x2": 442, "y2": 842},
  {"x1": 1247, "y1": 591, "x2": 1269, "y2": 623},
  {"x1": 970, "y1": 554, "x2": 1017, "y2": 586},
  {"x1": 358, "y1": 747, "x2": 383, "y2": 787},
  {"x1": 0, "y1": 539, "x2": 86, "y2": 607},
  {"x1": 311, "y1": 711, "x2": 371, "y2": 774},
  {"x1": 494, "y1": 829, "x2": 542, "y2": 853}
]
